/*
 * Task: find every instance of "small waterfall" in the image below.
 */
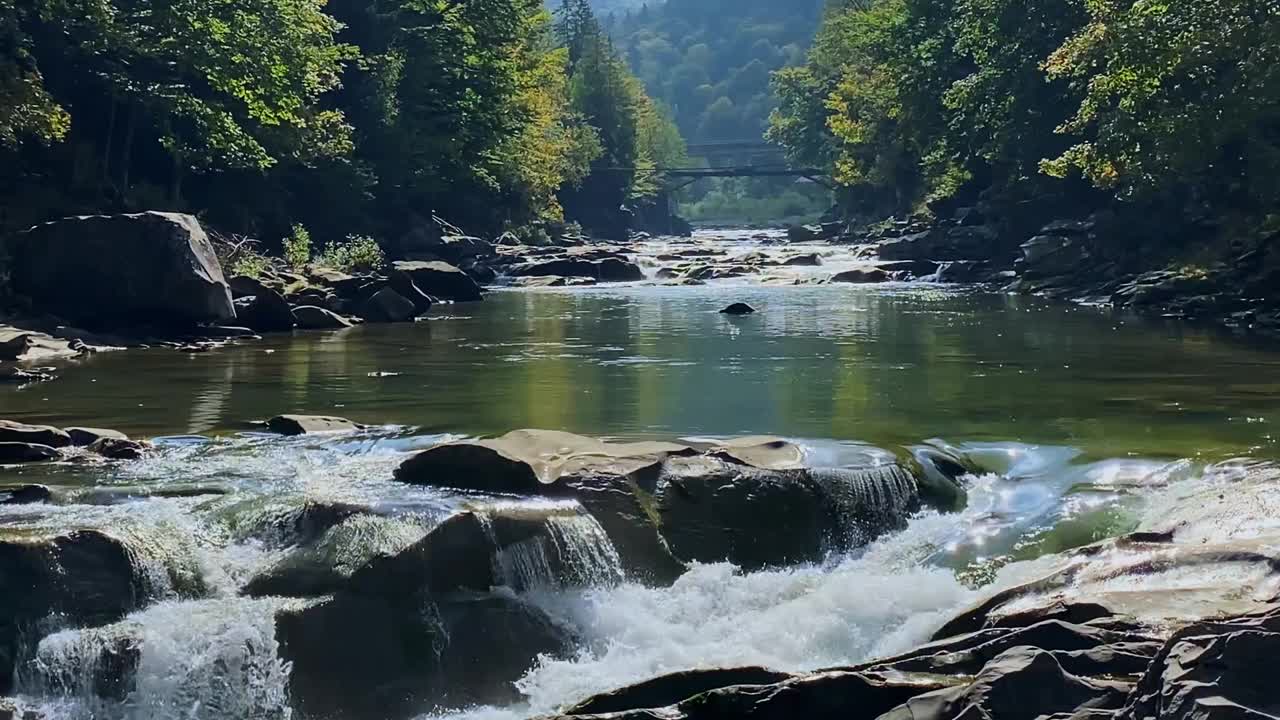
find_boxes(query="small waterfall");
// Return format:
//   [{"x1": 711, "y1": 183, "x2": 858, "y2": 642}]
[
  {"x1": 816, "y1": 464, "x2": 921, "y2": 545},
  {"x1": 18, "y1": 599, "x2": 293, "y2": 720},
  {"x1": 477, "y1": 502, "x2": 624, "y2": 591}
]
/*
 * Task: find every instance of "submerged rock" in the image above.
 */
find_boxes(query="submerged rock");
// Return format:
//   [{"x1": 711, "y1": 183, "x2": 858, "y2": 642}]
[
  {"x1": 87, "y1": 437, "x2": 150, "y2": 460},
  {"x1": 0, "y1": 484, "x2": 53, "y2": 505},
  {"x1": 565, "y1": 667, "x2": 794, "y2": 715},
  {"x1": 0, "y1": 420, "x2": 71, "y2": 448},
  {"x1": 719, "y1": 302, "x2": 757, "y2": 315},
  {"x1": 6, "y1": 212, "x2": 235, "y2": 327},
  {"x1": 265, "y1": 415, "x2": 360, "y2": 436}
]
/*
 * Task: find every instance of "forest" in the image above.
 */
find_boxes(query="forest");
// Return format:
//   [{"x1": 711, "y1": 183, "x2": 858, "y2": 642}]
[
  {"x1": 0, "y1": 0, "x2": 684, "y2": 246},
  {"x1": 769, "y1": 0, "x2": 1280, "y2": 241}
]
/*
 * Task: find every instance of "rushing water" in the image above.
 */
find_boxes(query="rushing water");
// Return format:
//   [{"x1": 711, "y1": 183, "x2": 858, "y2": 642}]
[{"x1": 4, "y1": 230, "x2": 1280, "y2": 719}]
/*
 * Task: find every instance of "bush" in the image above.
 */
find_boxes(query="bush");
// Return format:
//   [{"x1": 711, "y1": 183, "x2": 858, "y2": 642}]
[
  {"x1": 282, "y1": 224, "x2": 312, "y2": 269},
  {"x1": 230, "y1": 252, "x2": 271, "y2": 279},
  {"x1": 319, "y1": 234, "x2": 386, "y2": 273}
]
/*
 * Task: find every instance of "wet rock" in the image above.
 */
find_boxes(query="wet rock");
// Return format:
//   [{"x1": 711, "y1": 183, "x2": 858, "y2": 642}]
[
  {"x1": 25, "y1": 621, "x2": 142, "y2": 701},
  {"x1": 831, "y1": 268, "x2": 890, "y2": 284},
  {"x1": 358, "y1": 287, "x2": 417, "y2": 323},
  {"x1": 0, "y1": 529, "x2": 155, "y2": 694},
  {"x1": 565, "y1": 667, "x2": 794, "y2": 715},
  {"x1": 0, "y1": 484, "x2": 53, "y2": 504},
  {"x1": 87, "y1": 437, "x2": 150, "y2": 460},
  {"x1": 231, "y1": 287, "x2": 295, "y2": 332},
  {"x1": 720, "y1": 302, "x2": 757, "y2": 315},
  {"x1": 6, "y1": 212, "x2": 235, "y2": 327},
  {"x1": 0, "y1": 420, "x2": 71, "y2": 448},
  {"x1": 512, "y1": 258, "x2": 643, "y2": 282},
  {"x1": 0, "y1": 327, "x2": 83, "y2": 363},
  {"x1": 1021, "y1": 234, "x2": 1091, "y2": 278},
  {"x1": 291, "y1": 305, "x2": 353, "y2": 330},
  {"x1": 391, "y1": 260, "x2": 483, "y2": 302},
  {"x1": 513, "y1": 276, "x2": 598, "y2": 288},
  {"x1": 266, "y1": 414, "x2": 361, "y2": 436},
  {"x1": 786, "y1": 224, "x2": 822, "y2": 242},
  {"x1": 65, "y1": 427, "x2": 129, "y2": 447},
  {"x1": 277, "y1": 592, "x2": 572, "y2": 720},
  {"x1": 394, "y1": 429, "x2": 692, "y2": 493},
  {"x1": 0, "y1": 442, "x2": 60, "y2": 464},
  {"x1": 654, "y1": 456, "x2": 920, "y2": 570},
  {"x1": 1122, "y1": 607, "x2": 1280, "y2": 720},
  {"x1": 934, "y1": 259, "x2": 992, "y2": 283},
  {"x1": 783, "y1": 253, "x2": 822, "y2": 267},
  {"x1": 877, "y1": 259, "x2": 941, "y2": 277}
]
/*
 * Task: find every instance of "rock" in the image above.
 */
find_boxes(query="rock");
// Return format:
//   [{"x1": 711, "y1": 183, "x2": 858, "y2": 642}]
[
  {"x1": 782, "y1": 253, "x2": 822, "y2": 267},
  {"x1": 393, "y1": 429, "x2": 693, "y2": 493},
  {"x1": 512, "y1": 258, "x2": 643, "y2": 282},
  {"x1": 228, "y1": 274, "x2": 275, "y2": 300},
  {"x1": 291, "y1": 305, "x2": 353, "y2": 330},
  {"x1": 654, "y1": 456, "x2": 920, "y2": 570},
  {"x1": 1020, "y1": 234, "x2": 1090, "y2": 278},
  {"x1": 878, "y1": 646, "x2": 1130, "y2": 720},
  {"x1": 87, "y1": 437, "x2": 150, "y2": 460},
  {"x1": 25, "y1": 621, "x2": 142, "y2": 701},
  {"x1": 0, "y1": 327, "x2": 82, "y2": 363},
  {"x1": 277, "y1": 592, "x2": 572, "y2": 720},
  {"x1": 831, "y1": 268, "x2": 890, "y2": 284},
  {"x1": 5, "y1": 212, "x2": 235, "y2": 326},
  {"x1": 266, "y1": 414, "x2": 360, "y2": 435},
  {"x1": 358, "y1": 287, "x2": 417, "y2": 323},
  {"x1": 786, "y1": 224, "x2": 822, "y2": 242},
  {"x1": 0, "y1": 529, "x2": 158, "y2": 694},
  {"x1": 513, "y1": 276, "x2": 598, "y2": 288},
  {"x1": 565, "y1": 667, "x2": 794, "y2": 715},
  {"x1": 385, "y1": 272, "x2": 436, "y2": 313},
  {"x1": 0, "y1": 420, "x2": 71, "y2": 448},
  {"x1": 934, "y1": 260, "x2": 992, "y2": 283},
  {"x1": 1122, "y1": 607, "x2": 1280, "y2": 720},
  {"x1": 0, "y1": 442, "x2": 60, "y2": 464},
  {"x1": 720, "y1": 302, "x2": 757, "y2": 315},
  {"x1": 231, "y1": 287, "x2": 295, "y2": 332},
  {"x1": 391, "y1": 260, "x2": 483, "y2": 302},
  {"x1": 0, "y1": 484, "x2": 53, "y2": 504},
  {"x1": 876, "y1": 259, "x2": 941, "y2": 277},
  {"x1": 65, "y1": 427, "x2": 129, "y2": 447}
]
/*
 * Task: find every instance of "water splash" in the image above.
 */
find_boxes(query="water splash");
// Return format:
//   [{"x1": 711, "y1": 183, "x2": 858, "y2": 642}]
[{"x1": 477, "y1": 501, "x2": 625, "y2": 591}]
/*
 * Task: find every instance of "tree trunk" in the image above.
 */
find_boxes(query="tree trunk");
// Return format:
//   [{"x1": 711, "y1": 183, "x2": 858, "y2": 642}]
[
  {"x1": 119, "y1": 103, "x2": 136, "y2": 194},
  {"x1": 102, "y1": 99, "x2": 117, "y2": 185}
]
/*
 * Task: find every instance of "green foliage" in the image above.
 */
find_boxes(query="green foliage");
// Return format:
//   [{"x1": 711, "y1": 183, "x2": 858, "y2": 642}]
[
  {"x1": 319, "y1": 234, "x2": 385, "y2": 273},
  {"x1": 282, "y1": 224, "x2": 313, "y2": 269},
  {"x1": 230, "y1": 252, "x2": 271, "y2": 279},
  {"x1": 606, "y1": 0, "x2": 825, "y2": 143}
]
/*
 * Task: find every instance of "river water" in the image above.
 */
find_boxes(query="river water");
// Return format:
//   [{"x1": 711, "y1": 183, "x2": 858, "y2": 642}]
[{"x1": 3, "y1": 230, "x2": 1280, "y2": 719}]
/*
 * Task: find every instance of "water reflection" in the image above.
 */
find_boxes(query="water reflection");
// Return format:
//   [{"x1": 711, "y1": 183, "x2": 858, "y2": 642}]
[{"x1": 3, "y1": 284, "x2": 1279, "y2": 459}]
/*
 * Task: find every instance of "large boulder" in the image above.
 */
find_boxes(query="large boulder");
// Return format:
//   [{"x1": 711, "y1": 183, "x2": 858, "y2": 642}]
[
  {"x1": 0, "y1": 529, "x2": 158, "y2": 694},
  {"x1": 6, "y1": 212, "x2": 235, "y2": 326},
  {"x1": 358, "y1": 287, "x2": 417, "y2": 323},
  {"x1": 278, "y1": 592, "x2": 572, "y2": 720},
  {"x1": 512, "y1": 258, "x2": 644, "y2": 282},
  {"x1": 291, "y1": 305, "x2": 352, "y2": 330},
  {"x1": 391, "y1": 261, "x2": 483, "y2": 302},
  {"x1": 266, "y1": 415, "x2": 360, "y2": 436},
  {"x1": 232, "y1": 287, "x2": 295, "y2": 332},
  {"x1": 65, "y1": 427, "x2": 129, "y2": 447},
  {"x1": 831, "y1": 268, "x2": 890, "y2": 284},
  {"x1": 395, "y1": 431, "x2": 926, "y2": 575}
]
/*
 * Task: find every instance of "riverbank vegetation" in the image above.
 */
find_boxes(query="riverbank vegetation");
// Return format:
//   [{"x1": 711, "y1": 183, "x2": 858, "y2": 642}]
[
  {"x1": 0, "y1": 0, "x2": 682, "y2": 246},
  {"x1": 770, "y1": 0, "x2": 1280, "y2": 241}
]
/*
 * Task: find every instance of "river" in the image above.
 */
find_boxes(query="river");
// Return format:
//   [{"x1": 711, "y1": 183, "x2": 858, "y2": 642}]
[{"x1": 3, "y1": 230, "x2": 1279, "y2": 719}]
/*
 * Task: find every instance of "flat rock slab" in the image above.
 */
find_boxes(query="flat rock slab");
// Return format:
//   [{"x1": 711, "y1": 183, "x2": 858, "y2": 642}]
[
  {"x1": 66, "y1": 427, "x2": 129, "y2": 447},
  {"x1": 0, "y1": 420, "x2": 71, "y2": 448},
  {"x1": 395, "y1": 429, "x2": 694, "y2": 492},
  {"x1": 267, "y1": 415, "x2": 361, "y2": 436}
]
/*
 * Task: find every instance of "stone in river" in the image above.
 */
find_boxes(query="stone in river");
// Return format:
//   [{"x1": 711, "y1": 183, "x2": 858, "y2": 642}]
[
  {"x1": 358, "y1": 287, "x2": 417, "y2": 323},
  {"x1": 5, "y1": 211, "x2": 235, "y2": 327},
  {"x1": 65, "y1": 427, "x2": 129, "y2": 447},
  {"x1": 565, "y1": 667, "x2": 794, "y2": 715},
  {"x1": 0, "y1": 484, "x2": 54, "y2": 505},
  {"x1": 391, "y1": 260, "x2": 483, "y2": 302},
  {"x1": 0, "y1": 419, "x2": 71, "y2": 448},
  {"x1": 292, "y1": 305, "x2": 353, "y2": 330},
  {"x1": 0, "y1": 442, "x2": 60, "y2": 464},
  {"x1": 232, "y1": 288, "x2": 296, "y2": 332},
  {"x1": 719, "y1": 302, "x2": 757, "y2": 315},
  {"x1": 831, "y1": 268, "x2": 890, "y2": 284},
  {"x1": 266, "y1": 415, "x2": 361, "y2": 436},
  {"x1": 783, "y1": 253, "x2": 823, "y2": 267}
]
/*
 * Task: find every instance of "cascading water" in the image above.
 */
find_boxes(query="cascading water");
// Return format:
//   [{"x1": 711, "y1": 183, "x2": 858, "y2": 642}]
[{"x1": 478, "y1": 502, "x2": 625, "y2": 591}]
